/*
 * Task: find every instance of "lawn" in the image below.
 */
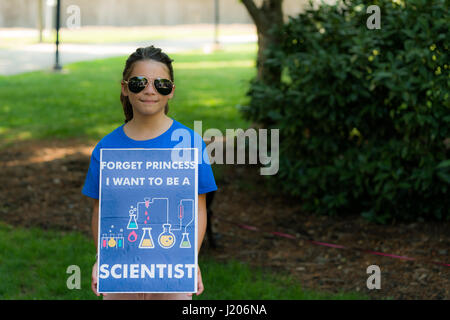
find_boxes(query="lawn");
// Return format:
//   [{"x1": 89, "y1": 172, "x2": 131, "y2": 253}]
[{"x1": 0, "y1": 43, "x2": 256, "y2": 147}]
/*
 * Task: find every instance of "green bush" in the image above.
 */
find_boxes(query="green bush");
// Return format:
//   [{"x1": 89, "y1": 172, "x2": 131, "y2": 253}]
[{"x1": 240, "y1": 0, "x2": 449, "y2": 223}]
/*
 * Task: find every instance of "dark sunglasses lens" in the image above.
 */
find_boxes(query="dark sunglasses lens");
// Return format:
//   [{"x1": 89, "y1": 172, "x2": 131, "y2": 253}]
[
  {"x1": 154, "y1": 79, "x2": 173, "y2": 95},
  {"x1": 128, "y1": 77, "x2": 147, "y2": 93}
]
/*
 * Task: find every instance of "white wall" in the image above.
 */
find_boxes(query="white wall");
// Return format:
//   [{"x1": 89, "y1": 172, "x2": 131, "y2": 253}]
[{"x1": 0, "y1": 0, "x2": 313, "y2": 28}]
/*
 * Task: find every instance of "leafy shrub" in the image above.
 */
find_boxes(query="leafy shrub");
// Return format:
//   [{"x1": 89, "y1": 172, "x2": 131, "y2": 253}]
[{"x1": 240, "y1": 0, "x2": 449, "y2": 223}]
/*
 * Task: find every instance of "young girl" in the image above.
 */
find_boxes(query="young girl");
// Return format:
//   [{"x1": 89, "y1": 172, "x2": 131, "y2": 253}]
[{"x1": 81, "y1": 45, "x2": 218, "y2": 300}]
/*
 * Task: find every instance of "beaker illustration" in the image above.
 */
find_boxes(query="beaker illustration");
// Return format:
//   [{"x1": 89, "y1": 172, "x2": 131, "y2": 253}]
[
  {"x1": 139, "y1": 228, "x2": 155, "y2": 249},
  {"x1": 180, "y1": 232, "x2": 191, "y2": 248},
  {"x1": 101, "y1": 234, "x2": 108, "y2": 249},
  {"x1": 158, "y1": 224, "x2": 176, "y2": 249},
  {"x1": 127, "y1": 210, "x2": 138, "y2": 229}
]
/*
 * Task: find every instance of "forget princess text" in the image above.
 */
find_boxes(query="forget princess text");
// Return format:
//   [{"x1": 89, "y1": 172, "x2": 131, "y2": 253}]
[{"x1": 100, "y1": 161, "x2": 196, "y2": 170}]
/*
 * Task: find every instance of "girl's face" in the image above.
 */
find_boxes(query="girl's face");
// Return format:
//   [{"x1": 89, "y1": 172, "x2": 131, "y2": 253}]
[{"x1": 121, "y1": 59, "x2": 175, "y2": 119}]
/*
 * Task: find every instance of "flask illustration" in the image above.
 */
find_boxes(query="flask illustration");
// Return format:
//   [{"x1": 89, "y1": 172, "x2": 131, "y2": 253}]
[
  {"x1": 108, "y1": 234, "x2": 117, "y2": 248},
  {"x1": 139, "y1": 227, "x2": 155, "y2": 249},
  {"x1": 127, "y1": 209, "x2": 138, "y2": 229},
  {"x1": 178, "y1": 199, "x2": 194, "y2": 249},
  {"x1": 180, "y1": 232, "x2": 191, "y2": 248},
  {"x1": 158, "y1": 224, "x2": 176, "y2": 249}
]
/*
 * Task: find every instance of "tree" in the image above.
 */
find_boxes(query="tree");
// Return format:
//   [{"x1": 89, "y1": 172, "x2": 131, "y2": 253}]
[{"x1": 240, "y1": 0, "x2": 284, "y2": 86}]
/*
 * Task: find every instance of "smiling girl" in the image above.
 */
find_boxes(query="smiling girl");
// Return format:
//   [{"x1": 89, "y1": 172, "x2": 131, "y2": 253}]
[{"x1": 81, "y1": 45, "x2": 217, "y2": 300}]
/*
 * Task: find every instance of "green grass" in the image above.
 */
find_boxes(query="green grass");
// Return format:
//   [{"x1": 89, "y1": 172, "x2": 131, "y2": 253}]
[
  {"x1": 0, "y1": 222, "x2": 96, "y2": 299},
  {"x1": 0, "y1": 43, "x2": 256, "y2": 148},
  {"x1": 0, "y1": 222, "x2": 367, "y2": 300},
  {"x1": 198, "y1": 258, "x2": 367, "y2": 300}
]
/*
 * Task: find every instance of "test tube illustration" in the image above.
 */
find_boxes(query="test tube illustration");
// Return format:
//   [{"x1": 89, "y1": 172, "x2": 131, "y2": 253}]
[
  {"x1": 101, "y1": 234, "x2": 108, "y2": 249},
  {"x1": 117, "y1": 233, "x2": 124, "y2": 248},
  {"x1": 179, "y1": 203, "x2": 183, "y2": 226},
  {"x1": 171, "y1": 200, "x2": 184, "y2": 231}
]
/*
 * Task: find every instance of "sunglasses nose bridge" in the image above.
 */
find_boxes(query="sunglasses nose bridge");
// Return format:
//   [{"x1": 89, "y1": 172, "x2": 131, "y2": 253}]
[{"x1": 141, "y1": 79, "x2": 157, "y2": 94}]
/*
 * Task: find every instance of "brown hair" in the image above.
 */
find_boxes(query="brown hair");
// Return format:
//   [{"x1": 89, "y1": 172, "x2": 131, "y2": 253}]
[{"x1": 120, "y1": 45, "x2": 174, "y2": 123}]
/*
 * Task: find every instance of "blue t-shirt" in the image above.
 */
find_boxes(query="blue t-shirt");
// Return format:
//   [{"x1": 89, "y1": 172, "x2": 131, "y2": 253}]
[{"x1": 82, "y1": 118, "x2": 218, "y2": 199}]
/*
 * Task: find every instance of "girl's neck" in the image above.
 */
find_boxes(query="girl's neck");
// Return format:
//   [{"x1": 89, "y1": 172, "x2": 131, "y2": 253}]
[{"x1": 124, "y1": 113, "x2": 173, "y2": 141}]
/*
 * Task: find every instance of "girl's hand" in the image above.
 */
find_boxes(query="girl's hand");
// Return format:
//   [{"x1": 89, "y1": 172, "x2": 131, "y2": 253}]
[
  {"x1": 188, "y1": 265, "x2": 204, "y2": 297},
  {"x1": 91, "y1": 260, "x2": 107, "y2": 297}
]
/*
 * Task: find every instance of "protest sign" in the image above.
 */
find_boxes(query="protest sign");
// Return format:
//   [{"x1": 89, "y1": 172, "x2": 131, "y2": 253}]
[{"x1": 97, "y1": 148, "x2": 198, "y2": 293}]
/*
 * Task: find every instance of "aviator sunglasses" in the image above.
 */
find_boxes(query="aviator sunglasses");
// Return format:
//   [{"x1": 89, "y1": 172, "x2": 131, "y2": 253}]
[{"x1": 123, "y1": 76, "x2": 174, "y2": 95}]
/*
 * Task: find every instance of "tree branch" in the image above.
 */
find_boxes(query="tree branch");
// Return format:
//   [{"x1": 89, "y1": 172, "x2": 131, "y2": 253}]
[{"x1": 240, "y1": 0, "x2": 263, "y2": 27}]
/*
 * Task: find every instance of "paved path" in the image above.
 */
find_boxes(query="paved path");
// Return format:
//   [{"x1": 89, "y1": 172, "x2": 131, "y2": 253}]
[{"x1": 0, "y1": 35, "x2": 256, "y2": 75}]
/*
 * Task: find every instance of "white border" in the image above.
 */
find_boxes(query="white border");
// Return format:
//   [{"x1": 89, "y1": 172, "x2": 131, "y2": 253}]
[{"x1": 97, "y1": 148, "x2": 198, "y2": 294}]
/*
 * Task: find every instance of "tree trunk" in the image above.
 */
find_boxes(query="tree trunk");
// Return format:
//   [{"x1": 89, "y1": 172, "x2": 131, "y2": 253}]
[{"x1": 241, "y1": 0, "x2": 284, "y2": 86}]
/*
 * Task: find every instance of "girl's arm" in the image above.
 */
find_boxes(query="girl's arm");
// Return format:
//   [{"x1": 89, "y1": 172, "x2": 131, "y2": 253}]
[
  {"x1": 91, "y1": 198, "x2": 99, "y2": 247},
  {"x1": 91, "y1": 198, "x2": 103, "y2": 296},
  {"x1": 189, "y1": 193, "x2": 207, "y2": 296},
  {"x1": 197, "y1": 193, "x2": 207, "y2": 254}
]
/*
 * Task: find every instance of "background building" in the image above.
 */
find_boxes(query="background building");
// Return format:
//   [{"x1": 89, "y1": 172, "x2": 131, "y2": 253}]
[{"x1": 0, "y1": 0, "x2": 312, "y2": 28}]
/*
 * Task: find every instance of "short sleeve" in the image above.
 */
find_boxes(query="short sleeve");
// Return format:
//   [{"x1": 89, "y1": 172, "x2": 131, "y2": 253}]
[
  {"x1": 198, "y1": 139, "x2": 218, "y2": 194},
  {"x1": 82, "y1": 146, "x2": 100, "y2": 199}
]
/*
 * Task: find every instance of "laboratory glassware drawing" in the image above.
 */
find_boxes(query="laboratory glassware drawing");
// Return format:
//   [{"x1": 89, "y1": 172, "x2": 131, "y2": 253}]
[
  {"x1": 101, "y1": 197, "x2": 194, "y2": 252},
  {"x1": 102, "y1": 226, "x2": 125, "y2": 249},
  {"x1": 139, "y1": 227, "x2": 155, "y2": 249}
]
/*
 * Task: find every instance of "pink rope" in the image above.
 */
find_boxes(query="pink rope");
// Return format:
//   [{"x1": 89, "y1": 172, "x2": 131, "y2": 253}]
[{"x1": 217, "y1": 217, "x2": 450, "y2": 267}]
